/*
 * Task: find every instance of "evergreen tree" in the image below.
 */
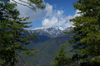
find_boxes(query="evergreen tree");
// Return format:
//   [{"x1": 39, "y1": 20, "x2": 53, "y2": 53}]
[
  {"x1": 68, "y1": 0, "x2": 100, "y2": 65},
  {"x1": 52, "y1": 45, "x2": 70, "y2": 66},
  {"x1": 0, "y1": 0, "x2": 45, "y2": 66},
  {"x1": 2, "y1": 0, "x2": 45, "y2": 10}
]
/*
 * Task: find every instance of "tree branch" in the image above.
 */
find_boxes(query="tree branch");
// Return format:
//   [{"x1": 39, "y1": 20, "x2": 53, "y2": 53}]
[
  {"x1": 12, "y1": 0, "x2": 36, "y2": 10},
  {"x1": 18, "y1": 54, "x2": 29, "y2": 66}
]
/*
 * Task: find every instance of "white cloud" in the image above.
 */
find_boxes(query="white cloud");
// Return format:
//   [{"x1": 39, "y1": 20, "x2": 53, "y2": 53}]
[
  {"x1": 57, "y1": 10, "x2": 64, "y2": 17},
  {"x1": 74, "y1": 10, "x2": 81, "y2": 17},
  {"x1": 42, "y1": 10, "x2": 67, "y2": 27},
  {"x1": 42, "y1": 17, "x2": 58, "y2": 27},
  {"x1": 64, "y1": 10, "x2": 81, "y2": 27},
  {"x1": 64, "y1": 21, "x2": 73, "y2": 27},
  {"x1": 17, "y1": 6, "x2": 45, "y2": 21},
  {"x1": 42, "y1": 4, "x2": 76, "y2": 28},
  {"x1": 45, "y1": 3, "x2": 53, "y2": 17},
  {"x1": 10, "y1": 0, "x2": 45, "y2": 22},
  {"x1": 42, "y1": 9, "x2": 81, "y2": 28},
  {"x1": 10, "y1": 0, "x2": 81, "y2": 28}
]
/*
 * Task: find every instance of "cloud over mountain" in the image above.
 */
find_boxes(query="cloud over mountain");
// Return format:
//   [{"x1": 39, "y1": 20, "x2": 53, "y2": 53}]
[
  {"x1": 42, "y1": 5, "x2": 81, "y2": 28},
  {"x1": 11, "y1": 0, "x2": 81, "y2": 28}
]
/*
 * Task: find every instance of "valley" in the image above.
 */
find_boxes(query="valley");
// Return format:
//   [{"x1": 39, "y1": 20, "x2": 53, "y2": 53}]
[{"x1": 21, "y1": 27, "x2": 73, "y2": 66}]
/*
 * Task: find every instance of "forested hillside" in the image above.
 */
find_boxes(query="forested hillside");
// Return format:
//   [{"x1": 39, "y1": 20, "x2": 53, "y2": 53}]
[{"x1": 22, "y1": 35, "x2": 72, "y2": 66}]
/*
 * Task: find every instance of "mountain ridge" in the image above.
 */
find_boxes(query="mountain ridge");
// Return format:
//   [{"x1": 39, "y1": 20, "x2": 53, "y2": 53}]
[
  {"x1": 21, "y1": 27, "x2": 73, "y2": 66},
  {"x1": 22, "y1": 34, "x2": 73, "y2": 66},
  {"x1": 28, "y1": 27, "x2": 72, "y2": 38}
]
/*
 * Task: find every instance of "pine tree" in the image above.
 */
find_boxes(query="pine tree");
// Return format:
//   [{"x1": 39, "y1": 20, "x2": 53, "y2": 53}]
[
  {"x1": 2, "y1": 0, "x2": 45, "y2": 10},
  {"x1": 0, "y1": 0, "x2": 45, "y2": 66},
  {"x1": 68, "y1": 0, "x2": 100, "y2": 65},
  {"x1": 52, "y1": 45, "x2": 70, "y2": 66}
]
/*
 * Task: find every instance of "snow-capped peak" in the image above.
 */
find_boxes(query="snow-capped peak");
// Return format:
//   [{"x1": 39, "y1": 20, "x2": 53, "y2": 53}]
[
  {"x1": 31, "y1": 27, "x2": 48, "y2": 30},
  {"x1": 31, "y1": 27, "x2": 64, "y2": 31},
  {"x1": 55, "y1": 27, "x2": 64, "y2": 31},
  {"x1": 28, "y1": 27, "x2": 72, "y2": 38}
]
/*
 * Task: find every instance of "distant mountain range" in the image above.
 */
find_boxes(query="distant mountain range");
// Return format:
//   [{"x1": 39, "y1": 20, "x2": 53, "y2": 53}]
[
  {"x1": 28, "y1": 27, "x2": 72, "y2": 38},
  {"x1": 20, "y1": 27, "x2": 73, "y2": 66}
]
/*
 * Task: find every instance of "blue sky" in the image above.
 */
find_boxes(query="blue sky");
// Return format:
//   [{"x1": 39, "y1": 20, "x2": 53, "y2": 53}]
[{"x1": 15, "y1": 0, "x2": 79, "y2": 29}]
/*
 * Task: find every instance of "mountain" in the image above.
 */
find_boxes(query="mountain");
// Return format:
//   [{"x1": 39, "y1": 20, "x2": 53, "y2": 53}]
[
  {"x1": 27, "y1": 27, "x2": 72, "y2": 47},
  {"x1": 28, "y1": 27, "x2": 72, "y2": 38},
  {"x1": 19, "y1": 27, "x2": 73, "y2": 66},
  {"x1": 22, "y1": 34, "x2": 73, "y2": 66}
]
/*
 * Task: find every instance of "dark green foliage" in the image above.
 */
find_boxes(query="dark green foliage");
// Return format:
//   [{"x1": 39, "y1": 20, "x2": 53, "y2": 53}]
[
  {"x1": 28, "y1": 0, "x2": 45, "y2": 9},
  {"x1": 67, "y1": 0, "x2": 100, "y2": 66},
  {"x1": 52, "y1": 44, "x2": 71, "y2": 66},
  {"x1": 79, "y1": 62, "x2": 100, "y2": 66},
  {"x1": 52, "y1": 45, "x2": 67, "y2": 66},
  {"x1": 0, "y1": 1, "x2": 44, "y2": 65}
]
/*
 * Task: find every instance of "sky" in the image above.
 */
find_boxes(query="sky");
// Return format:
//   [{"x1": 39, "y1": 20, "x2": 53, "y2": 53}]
[{"x1": 15, "y1": 0, "x2": 79, "y2": 29}]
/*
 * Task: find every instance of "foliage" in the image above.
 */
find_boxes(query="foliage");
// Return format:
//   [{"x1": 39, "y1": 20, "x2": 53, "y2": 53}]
[
  {"x1": 1, "y1": 0, "x2": 45, "y2": 10},
  {"x1": 67, "y1": 0, "x2": 100, "y2": 66},
  {"x1": 52, "y1": 45, "x2": 67, "y2": 66},
  {"x1": 52, "y1": 44, "x2": 72, "y2": 66},
  {"x1": 0, "y1": 1, "x2": 43, "y2": 66}
]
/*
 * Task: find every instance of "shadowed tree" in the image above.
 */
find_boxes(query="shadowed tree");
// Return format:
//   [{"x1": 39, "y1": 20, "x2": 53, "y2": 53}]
[
  {"x1": 0, "y1": 0, "x2": 45, "y2": 66},
  {"x1": 67, "y1": 0, "x2": 100, "y2": 65},
  {"x1": 52, "y1": 44, "x2": 71, "y2": 66}
]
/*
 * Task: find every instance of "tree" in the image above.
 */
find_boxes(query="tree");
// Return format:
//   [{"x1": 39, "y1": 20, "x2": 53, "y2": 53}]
[
  {"x1": 2, "y1": 0, "x2": 45, "y2": 10},
  {"x1": 52, "y1": 45, "x2": 70, "y2": 66},
  {"x1": 68, "y1": 0, "x2": 100, "y2": 65},
  {"x1": 0, "y1": 0, "x2": 44, "y2": 66}
]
